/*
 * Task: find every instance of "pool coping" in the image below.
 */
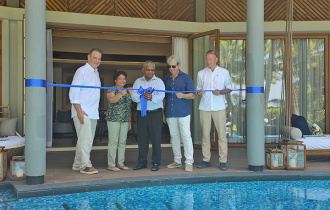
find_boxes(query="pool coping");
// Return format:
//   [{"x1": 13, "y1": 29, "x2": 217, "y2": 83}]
[{"x1": 1, "y1": 171, "x2": 329, "y2": 199}]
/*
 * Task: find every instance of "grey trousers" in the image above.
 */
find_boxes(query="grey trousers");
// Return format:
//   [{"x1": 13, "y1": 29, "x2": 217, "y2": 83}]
[{"x1": 107, "y1": 121, "x2": 129, "y2": 167}]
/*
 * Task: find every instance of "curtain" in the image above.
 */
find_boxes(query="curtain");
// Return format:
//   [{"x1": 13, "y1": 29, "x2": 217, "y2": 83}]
[
  {"x1": 172, "y1": 37, "x2": 189, "y2": 74},
  {"x1": 264, "y1": 39, "x2": 284, "y2": 143},
  {"x1": 264, "y1": 38, "x2": 325, "y2": 143},
  {"x1": 292, "y1": 39, "x2": 325, "y2": 131},
  {"x1": 46, "y1": 29, "x2": 53, "y2": 147},
  {"x1": 219, "y1": 40, "x2": 246, "y2": 143}
]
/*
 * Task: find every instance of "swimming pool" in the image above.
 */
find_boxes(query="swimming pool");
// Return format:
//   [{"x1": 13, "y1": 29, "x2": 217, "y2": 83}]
[{"x1": 1, "y1": 180, "x2": 330, "y2": 209}]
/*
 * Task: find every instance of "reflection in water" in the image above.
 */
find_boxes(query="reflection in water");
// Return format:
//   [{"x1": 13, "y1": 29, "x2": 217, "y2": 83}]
[
  {"x1": 0, "y1": 180, "x2": 329, "y2": 209},
  {"x1": 172, "y1": 190, "x2": 194, "y2": 210},
  {"x1": 296, "y1": 188, "x2": 330, "y2": 201}
]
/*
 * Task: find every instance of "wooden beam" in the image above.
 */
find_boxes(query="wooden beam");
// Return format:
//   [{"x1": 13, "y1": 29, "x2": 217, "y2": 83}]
[
  {"x1": 326, "y1": 35, "x2": 330, "y2": 134},
  {"x1": 53, "y1": 58, "x2": 168, "y2": 66},
  {"x1": 52, "y1": 29, "x2": 172, "y2": 44},
  {"x1": 306, "y1": 150, "x2": 330, "y2": 155},
  {"x1": 0, "y1": 20, "x2": 2, "y2": 106},
  {"x1": 189, "y1": 29, "x2": 219, "y2": 39},
  {"x1": 47, "y1": 24, "x2": 189, "y2": 37}
]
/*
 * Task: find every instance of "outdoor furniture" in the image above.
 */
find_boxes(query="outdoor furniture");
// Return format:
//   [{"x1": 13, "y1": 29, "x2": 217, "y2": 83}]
[
  {"x1": 0, "y1": 105, "x2": 25, "y2": 160},
  {"x1": 298, "y1": 135, "x2": 330, "y2": 155},
  {"x1": 53, "y1": 110, "x2": 76, "y2": 143}
]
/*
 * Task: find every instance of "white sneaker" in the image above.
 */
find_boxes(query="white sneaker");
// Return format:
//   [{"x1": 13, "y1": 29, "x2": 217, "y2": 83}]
[
  {"x1": 72, "y1": 165, "x2": 81, "y2": 171},
  {"x1": 167, "y1": 162, "x2": 182, "y2": 169},
  {"x1": 185, "y1": 164, "x2": 193, "y2": 172}
]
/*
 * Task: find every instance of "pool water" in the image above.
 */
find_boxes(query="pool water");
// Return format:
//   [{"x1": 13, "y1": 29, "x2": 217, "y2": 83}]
[
  {"x1": 1, "y1": 180, "x2": 330, "y2": 209},
  {"x1": 0, "y1": 188, "x2": 16, "y2": 203}
]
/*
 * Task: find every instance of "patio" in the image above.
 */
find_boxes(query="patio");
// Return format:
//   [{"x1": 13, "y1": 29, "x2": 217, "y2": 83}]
[{"x1": 3, "y1": 143, "x2": 330, "y2": 199}]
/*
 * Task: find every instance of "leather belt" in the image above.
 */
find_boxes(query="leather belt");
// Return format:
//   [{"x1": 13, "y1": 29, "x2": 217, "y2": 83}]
[{"x1": 139, "y1": 108, "x2": 162, "y2": 113}]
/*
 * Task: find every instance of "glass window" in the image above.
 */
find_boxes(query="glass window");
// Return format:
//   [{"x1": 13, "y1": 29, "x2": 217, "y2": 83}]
[{"x1": 220, "y1": 38, "x2": 325, "y2": 144}]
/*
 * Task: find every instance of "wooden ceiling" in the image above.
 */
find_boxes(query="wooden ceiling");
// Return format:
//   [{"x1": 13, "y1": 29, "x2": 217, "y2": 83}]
[
  {"x1": 6, "y1": 0, "x2": 330, "y2": 22},
  {"x1": 206, "y1": 0, "x2": 330, "y2": 22},
  {"x1": 18, "y1": 0, "x2": 195, "y2": 22}
]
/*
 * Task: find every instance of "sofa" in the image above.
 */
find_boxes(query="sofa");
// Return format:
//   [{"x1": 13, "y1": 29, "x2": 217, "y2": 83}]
[{"x1": 53, "y1": 110, "x2": 75, "y2": 140}]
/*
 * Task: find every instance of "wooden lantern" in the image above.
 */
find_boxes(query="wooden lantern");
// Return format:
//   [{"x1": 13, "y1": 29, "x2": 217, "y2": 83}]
[
  {"x1": 281, "y1": 142, "x2": 306, "y2": 170},
  {"x1": 266, "y1": 148, "x2": 285, "y2": 170},
  {"x1": 10, "y1": 156, "x2": 26, "y2": 180},
  {"x1": 0, "y1": 146, "x2": 8, "y2": 181}
]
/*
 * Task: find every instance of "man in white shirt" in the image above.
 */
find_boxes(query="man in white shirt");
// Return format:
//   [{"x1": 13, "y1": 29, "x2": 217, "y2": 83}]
[
  {"x1": 69, "y1": 48, "x2": 102, "y2": 174},
  {"x1": 131, "y1": 60, "x2": 165, "y2": 171},
  {"x1": 196, "y1": 50, "x2": 232, "y2": 171}
]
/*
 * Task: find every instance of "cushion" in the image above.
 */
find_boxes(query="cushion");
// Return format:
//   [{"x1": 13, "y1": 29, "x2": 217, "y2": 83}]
[
  {"x1": 291, "y1": 114, "x2": 310, "y2": 135},
  {"x1": 308, "y1": 123, "x2": 323, "y2": 135},
  {"x1": 57, "y1": 110, "x2": 72, "y2": 123},
  {"x1": 280, "y1": 126, "x2": 302, "y2": 139},
  {"x1": 0, "y1": 118, "x2": 17, "y2": 136}
]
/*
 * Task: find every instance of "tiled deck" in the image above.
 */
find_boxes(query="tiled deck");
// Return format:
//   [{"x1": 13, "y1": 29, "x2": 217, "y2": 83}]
[{"x1": 43, "y1": 147, "x2": 330, "y2": 184}]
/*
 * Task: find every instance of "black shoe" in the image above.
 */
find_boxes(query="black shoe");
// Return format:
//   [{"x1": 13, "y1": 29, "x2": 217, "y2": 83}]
[
  {"x1": 151, "y1": 164, "x2": 159, "y2": 171},
  {"x1": 133, "y1": 163, "x2": 147, "y2": 170}
]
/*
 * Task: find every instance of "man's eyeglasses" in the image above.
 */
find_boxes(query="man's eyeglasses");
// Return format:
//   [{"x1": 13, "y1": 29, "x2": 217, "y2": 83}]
[
  {"x1": 145, "y1": 69, "x2": 155, "y2": 72},
  {"x1": 168, "y1": 65, "x2": 177, "y2": 69}
]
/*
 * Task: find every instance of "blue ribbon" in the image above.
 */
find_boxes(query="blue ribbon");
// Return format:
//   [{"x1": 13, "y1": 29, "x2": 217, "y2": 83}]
[
  {"x1": 246, "y1": 87, "x2": 264, "y2": 93},
  {"x1": 46, "y1": 83, "x2": 245, "y2": 93},
  {"x1": 138, "y1": 86, "x2": 153, "y2": 117},
  {"x1": 25, "y1": 80, "x2": 248, "y2": 116},
  {"x1": 25, "y1": 79, "x2": 46, "y2": 87}
]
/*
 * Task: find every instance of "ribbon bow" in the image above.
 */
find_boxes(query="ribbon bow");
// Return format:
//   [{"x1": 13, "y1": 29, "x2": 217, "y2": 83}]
[{"x1": 138, "y1": 86, "x2": 153, "y2": 117}]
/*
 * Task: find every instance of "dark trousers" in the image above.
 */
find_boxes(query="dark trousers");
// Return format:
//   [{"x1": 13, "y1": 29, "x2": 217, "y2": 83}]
[{"x1": 137, "y1": 109, "x2": 163, "y2": 165}]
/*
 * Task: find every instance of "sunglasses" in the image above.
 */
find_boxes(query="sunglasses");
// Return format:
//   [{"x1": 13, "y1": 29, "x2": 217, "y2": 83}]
[
  {"x1": 168, "y1": 65, "x2": 177, "y2": 69},
  {"x1": 207, "y1": 50, "x2": 219, "y2": 58},
  {"x1": 145, "y1": 69, "x2": 155, "y2": 72}
]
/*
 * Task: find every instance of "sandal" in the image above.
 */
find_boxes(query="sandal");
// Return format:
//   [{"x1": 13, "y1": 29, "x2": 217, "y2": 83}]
[
  {"x1": 119, "y1": 166, "x2": 129, "y2": 170},
  {"x1": 108, "y1": 166, "x2": 120, "y2": 172}
]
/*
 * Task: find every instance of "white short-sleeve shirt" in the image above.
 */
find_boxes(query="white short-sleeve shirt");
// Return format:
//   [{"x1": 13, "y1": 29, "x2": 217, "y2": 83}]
[{"x1": 196, "y1": 66, "x2": 232, "y2": 111}]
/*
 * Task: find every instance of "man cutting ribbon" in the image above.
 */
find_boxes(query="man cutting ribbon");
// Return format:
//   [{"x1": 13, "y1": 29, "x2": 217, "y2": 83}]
[
  {"x1": 138, "y1": 86, "x2": 154, "y2": 117},
  {"x1": 131, "y1": 60, "x2": 165, "y2": 171}
]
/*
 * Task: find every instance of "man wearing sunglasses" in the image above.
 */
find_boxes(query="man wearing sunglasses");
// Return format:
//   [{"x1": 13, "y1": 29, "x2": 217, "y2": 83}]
[
  {"x1": 196, "y1": 50, "x2": 232, "y2": 171},
  {"x1": 163, "y1": 55, "x2": 195, "y2": 172},
  {"x1": 131, "y1": 60, "x2": 165, "y2": 171}
]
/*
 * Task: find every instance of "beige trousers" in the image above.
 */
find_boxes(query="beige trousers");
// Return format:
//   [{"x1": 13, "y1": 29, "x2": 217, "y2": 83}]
[
  {"x1": 200, "y1": 109, "x2": 228, "y2": 163},
  {"x1": 72, "y1": 117, "x2": 97, "y2": 169},
  {"x1": 107, "y1": 121, "x2": 129, "y2": 167}
]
